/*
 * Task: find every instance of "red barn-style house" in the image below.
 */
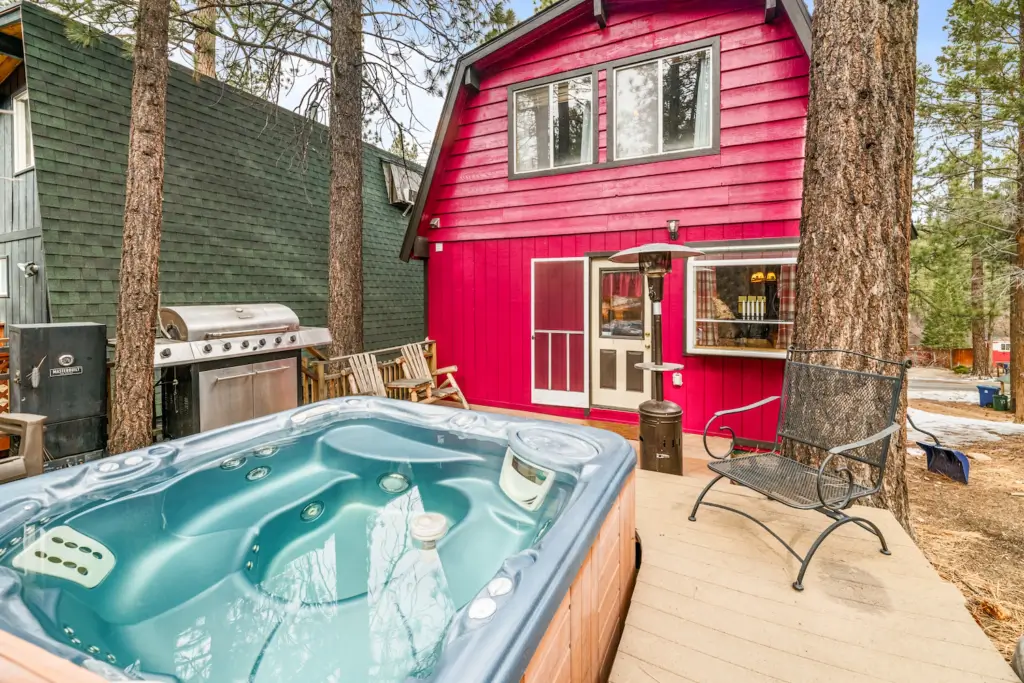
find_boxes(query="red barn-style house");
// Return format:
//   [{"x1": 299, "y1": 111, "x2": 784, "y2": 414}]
[{"x1": 400, "y1": 0, "x2": 811, "y2": 444}]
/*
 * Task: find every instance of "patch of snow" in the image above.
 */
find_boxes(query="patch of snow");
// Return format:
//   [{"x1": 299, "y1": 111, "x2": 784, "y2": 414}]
[
  {"x1": 907, "y1": 407, "x2": 1024, "y2": 446},
  {"x1": 908, "y1": 389, "x2": 979, "y2": 404}
]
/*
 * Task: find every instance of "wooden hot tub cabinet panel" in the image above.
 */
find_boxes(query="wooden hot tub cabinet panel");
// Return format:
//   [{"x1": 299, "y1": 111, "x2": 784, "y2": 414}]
[{"x1": 521, "y1": 471, "x2": 637, "y2": 683}]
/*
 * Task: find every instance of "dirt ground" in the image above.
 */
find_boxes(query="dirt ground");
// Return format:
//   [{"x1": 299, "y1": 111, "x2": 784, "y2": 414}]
[
  {"x1": 909, "y1": 398, "x2": 1016, "y2": 422},
  {"x1": 908, "y1": 427, "x2": 1024, "y2": 661}
]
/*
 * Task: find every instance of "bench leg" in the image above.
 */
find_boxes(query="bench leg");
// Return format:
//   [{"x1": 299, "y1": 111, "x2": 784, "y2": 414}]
[
  {"x1": 688, "y1": 474, "x2": 724, "y2": 522},
  {"x1": 793, "y1": 514, "x2": 890, "y2": 591}
]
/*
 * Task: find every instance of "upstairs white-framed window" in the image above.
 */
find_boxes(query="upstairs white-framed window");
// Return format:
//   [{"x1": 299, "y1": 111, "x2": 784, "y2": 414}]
[
  {"x1": 510, "y1": 70, "x2": 595, "y2": 176},
  {"x1": 609, "y1": 41, "x2": 718, "y2": 162},
  {"x1": 13, "y1": 90, "x2": 34, "y2": 173}
]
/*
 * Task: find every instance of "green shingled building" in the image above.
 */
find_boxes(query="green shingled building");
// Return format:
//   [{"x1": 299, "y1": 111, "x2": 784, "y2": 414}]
[{"x1": 0, "y1": 2, "x2": 424, "y2": 350}]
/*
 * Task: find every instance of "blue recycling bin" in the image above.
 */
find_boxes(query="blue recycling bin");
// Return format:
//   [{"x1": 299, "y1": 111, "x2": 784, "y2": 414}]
[{"x1": 978, "y1": 385, "x2": 998, "y2": 407}]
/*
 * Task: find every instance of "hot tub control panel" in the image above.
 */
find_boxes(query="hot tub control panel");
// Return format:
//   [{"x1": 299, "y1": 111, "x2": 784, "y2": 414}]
[{"x1": 499, "y1": 449, "x2": 554, "y2": 512}]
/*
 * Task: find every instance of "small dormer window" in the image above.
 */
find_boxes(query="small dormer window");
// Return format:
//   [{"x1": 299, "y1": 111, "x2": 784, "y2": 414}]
[
  {"x1": 13, "y1": 91, "x2": 34, "y2": 173},
  {"x1": 512, "y1": 73, "x2": 594, "y2": 175}
]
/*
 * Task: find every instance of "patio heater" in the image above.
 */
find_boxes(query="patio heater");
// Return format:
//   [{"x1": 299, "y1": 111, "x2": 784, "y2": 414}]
[{"x1": 610, "y1": 243, "x2": 703, "y2": 475}]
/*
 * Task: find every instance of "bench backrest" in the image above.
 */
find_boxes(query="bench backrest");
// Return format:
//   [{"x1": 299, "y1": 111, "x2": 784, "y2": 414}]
[{"x1": 777, "y1": 348, "x2": 907, "y2": 470}]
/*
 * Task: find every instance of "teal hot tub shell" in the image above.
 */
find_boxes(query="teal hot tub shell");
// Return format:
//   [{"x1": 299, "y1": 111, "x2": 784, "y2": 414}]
[{"x1": 0, "y1": 398, "x2": 634, "y2": 682}]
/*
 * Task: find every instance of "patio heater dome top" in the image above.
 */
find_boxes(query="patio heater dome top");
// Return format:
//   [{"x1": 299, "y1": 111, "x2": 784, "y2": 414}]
[{"x1": 608, "y1": 243, "x2": 704, "y2": 264}]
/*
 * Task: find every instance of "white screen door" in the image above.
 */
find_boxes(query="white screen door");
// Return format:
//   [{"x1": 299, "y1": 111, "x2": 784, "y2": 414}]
[{"x1": 531, "y1": 258, "x2": 589, "y2": 407}]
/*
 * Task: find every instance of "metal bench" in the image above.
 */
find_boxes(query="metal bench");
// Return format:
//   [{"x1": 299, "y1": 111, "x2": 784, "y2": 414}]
[{"x1": 689, "y1": 348, "x2": 909, "y2": 591}]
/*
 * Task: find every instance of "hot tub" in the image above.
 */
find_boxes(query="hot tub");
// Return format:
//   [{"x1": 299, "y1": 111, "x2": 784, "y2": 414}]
[{"x1": 0, "y1": 398, "x2": 636, "y2": 682}]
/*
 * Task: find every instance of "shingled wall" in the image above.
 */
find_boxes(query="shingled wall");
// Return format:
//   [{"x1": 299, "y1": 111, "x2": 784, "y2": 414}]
[{"x1": 19, "y1": 2, "x2": 423, "y2": 348}]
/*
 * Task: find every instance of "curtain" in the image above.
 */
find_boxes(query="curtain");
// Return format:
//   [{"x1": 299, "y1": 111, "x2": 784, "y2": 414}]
[
  {"x1": 580, "y1": 95, "x2": 593, "y2": 164},
  {"x1": 693, "y1": 51, "x2": 712, "y2": 149},
  {"x1": 775, "y1": 264, "x2": 796, "y2": 349},
  {"x1": 696, "y1": 267, "x2": 719, "y2": 346},
  {"x1": 602, "y1": 271, "x2": 642, "y2": 298}
]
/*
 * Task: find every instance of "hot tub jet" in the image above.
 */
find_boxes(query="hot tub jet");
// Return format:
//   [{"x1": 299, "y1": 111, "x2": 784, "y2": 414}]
[{"x1": 377, "y1": 472, "x2": 410, "y2": 494}]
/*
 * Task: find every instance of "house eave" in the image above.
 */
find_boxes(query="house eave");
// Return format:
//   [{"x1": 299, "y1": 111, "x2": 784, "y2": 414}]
[{"x1": 399, "y1": 0, "x2": 812, "y2": 262}]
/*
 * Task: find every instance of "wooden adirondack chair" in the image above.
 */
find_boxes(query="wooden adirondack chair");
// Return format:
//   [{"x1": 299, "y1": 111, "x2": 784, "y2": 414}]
[
  {"x1": 399, "y1": 343, "x2": 469, "y2": 409},
  {"x1": 346, "y1": 353, "x2": 388, "y2": 397}
]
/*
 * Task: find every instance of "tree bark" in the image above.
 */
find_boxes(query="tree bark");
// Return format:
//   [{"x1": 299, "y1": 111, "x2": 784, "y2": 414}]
[
  {"x1": 790, "y1": 0, "x2": 917, "y2": 531},
  {"x1": 1012, "y1": 6, "x2": 1024, "y2": 422},
  {"x1": 327, "y1": 0, "x2": 364, "y2": 358},
  {"x1": 971, "y1": 88, "x2": 990, "y2": 377},
  {"x1": 194, "y1": 0, "x2": 216, "y2": 78},
  {"x1": 109, "y1": 0, "x2": 171, "y2": 454}
]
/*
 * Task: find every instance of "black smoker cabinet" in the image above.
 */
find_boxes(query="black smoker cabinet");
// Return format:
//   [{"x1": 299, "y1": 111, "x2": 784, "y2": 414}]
[{"x1": 9, "y1": 323, "x2": 108, "y2": 464}]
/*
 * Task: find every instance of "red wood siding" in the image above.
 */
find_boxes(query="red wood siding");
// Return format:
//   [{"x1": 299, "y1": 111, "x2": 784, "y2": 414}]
[
  {"x1": 422, "y1": 0, "x2": 808, "y2": 441},
  {"x1": 429, "y1": 223, "x2": 797, "y2": 441}
]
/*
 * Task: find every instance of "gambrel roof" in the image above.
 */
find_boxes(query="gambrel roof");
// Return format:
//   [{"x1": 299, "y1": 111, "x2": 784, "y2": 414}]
[{"x1": 399, "y1": 0, "x2": 812, "y2": 261}]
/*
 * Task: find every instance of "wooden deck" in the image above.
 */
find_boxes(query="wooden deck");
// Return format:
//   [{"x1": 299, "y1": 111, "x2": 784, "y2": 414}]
[{"x1": 611, "y1": 470, "x2": 1018, "y2": 683}]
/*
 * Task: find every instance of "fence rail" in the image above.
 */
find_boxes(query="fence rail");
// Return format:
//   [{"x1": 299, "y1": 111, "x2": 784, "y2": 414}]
[{"x1": 301, "y1": 339, "x2": 436, "y2": 403}]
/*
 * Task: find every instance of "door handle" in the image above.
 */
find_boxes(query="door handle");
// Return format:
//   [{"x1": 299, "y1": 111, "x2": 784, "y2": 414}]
[
  {"x1": 254, "y1": 367, "x2": 289, "y2": 375},
  {"x1": 214, "y1": 371, "x2": 256, "y2": 384}
]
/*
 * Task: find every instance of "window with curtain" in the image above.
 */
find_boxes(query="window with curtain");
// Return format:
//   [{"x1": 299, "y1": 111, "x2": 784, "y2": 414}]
[
  {"x1": 686, "y1": 249, "x2": 798, "y2": 358},
  {"x1": 613, "y1": 47, "x2": 712, "y2": 161},
  {"x1": 13, "y1": 91, "x2": 34, "y2": 172},
  {"x1": 513, "y1": 75, "x2": 593, "y2": 174}
]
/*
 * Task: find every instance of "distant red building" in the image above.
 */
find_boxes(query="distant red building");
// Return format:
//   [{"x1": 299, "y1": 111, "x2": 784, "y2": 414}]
[{"x1": 400, "y1": 0, "x2": 812, "y2": 445}]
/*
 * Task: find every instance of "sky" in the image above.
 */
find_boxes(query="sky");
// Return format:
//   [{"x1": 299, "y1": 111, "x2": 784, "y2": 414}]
[{"x1": 276, "y1": 0, "x2": 958, "y2": 156}]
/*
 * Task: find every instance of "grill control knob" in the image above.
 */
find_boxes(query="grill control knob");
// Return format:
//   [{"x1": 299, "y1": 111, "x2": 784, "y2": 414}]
[
  {"x1": 258, "y1": 338, "x2": 267, "y2": 347},
  {"x1": 223, "y1": 342, "x2": 232, "y2": 351},
  {"x1": 275, "y1": 336, "x2": 282, "y2": 344},
  {"x1": 289, "y1": 335, "x2": 297, "y2": 343},
  {"x1": 241, "y1": 340, "x2": 250, "y2": 349},
  {"x1": 202, "y1": 344, "x2": 212, "y2": 353},
  {"x1": 160, "y1": 348, "x2": 172, "y2": 359}
]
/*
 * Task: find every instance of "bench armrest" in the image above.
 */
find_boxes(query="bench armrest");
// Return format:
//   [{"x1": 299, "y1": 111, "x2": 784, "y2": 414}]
[
  {"x1": 702, "y1": 396, "x2": 781, "y2": 460},
  {"x1": 433, "y1": 365, "x2": 458, "y2": 376},
  {"x1": 817, "y1": 422, "x2": 901, "y2": 510},
  {"x1": 827, "y1": 422, "x2": 901, "y2": 456}
]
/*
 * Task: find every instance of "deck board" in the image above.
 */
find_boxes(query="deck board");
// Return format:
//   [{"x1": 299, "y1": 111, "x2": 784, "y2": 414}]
[{"x1": 610, "y1": 470, "x2": 1018, "y2": 683}]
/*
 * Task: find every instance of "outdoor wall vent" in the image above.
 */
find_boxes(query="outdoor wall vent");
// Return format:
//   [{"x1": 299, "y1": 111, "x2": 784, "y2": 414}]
[{"x1": 429, "y1": 217, "x2": 441, "y2": 229}]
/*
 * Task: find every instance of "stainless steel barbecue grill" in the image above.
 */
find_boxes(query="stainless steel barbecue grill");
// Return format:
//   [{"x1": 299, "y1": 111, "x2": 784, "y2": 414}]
[
  {"x1": 154, "y1": 304, "x2": 330, "y2": 438},
  {"x1": 153, "y1": 303, "x2": 329, "y2": 368}
]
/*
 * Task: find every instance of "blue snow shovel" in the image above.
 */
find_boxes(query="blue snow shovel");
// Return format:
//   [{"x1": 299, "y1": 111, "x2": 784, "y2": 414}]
[{"x1": 907, "y1": 415, "x2": 970, "y2": 484}]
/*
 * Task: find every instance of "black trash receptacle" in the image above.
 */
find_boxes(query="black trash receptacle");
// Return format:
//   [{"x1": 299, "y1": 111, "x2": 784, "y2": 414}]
[{"x1": 638, "y1": 399, "x2": 683, "y2": 475}]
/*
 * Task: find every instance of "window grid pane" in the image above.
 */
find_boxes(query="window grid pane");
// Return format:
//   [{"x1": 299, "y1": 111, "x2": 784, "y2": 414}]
[
  {"x1": 552, "y1": 77, "x2": 593, "y2": 168},
  {"x1": 614, "y1": 61, "x2": 659, "y2": 160},
  {"x1": 515, "y1": 85, "x2": 551, "y2": 173}
]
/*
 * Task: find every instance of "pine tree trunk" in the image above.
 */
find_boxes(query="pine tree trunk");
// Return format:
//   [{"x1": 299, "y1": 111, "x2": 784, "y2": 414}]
[
  {"x1": 108, "y1": 0, "x2": 171, "y2": 454},
  {"x1": 790, "y1": 0, "x2": 917, "y2": 531},
  {"x1": 1013, "y1": 7, "x2": 1024, "y2": 422},
  {"x1": 971, "y1": 254, "x2": 989, "y2": 375},
  {"x1": 971, "y1": 89, "x2": 989, "y2": 377},
  {"x1": 194, "y1": 0, "x2": 216, "y2": 78},
  {"x1": 327, "y1": 0, "x2": 364, "y2": 358}
]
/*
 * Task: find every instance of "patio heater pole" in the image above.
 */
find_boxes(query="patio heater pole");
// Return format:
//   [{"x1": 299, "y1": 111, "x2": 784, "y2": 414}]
[{"x1": 610, "y1": 243, "x2": 703, "y2": 476}]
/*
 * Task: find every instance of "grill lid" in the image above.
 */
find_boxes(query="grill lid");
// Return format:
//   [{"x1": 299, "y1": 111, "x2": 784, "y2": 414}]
[{"x1": 159, "y1": 304, "x2": 300, "y2": 342}]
